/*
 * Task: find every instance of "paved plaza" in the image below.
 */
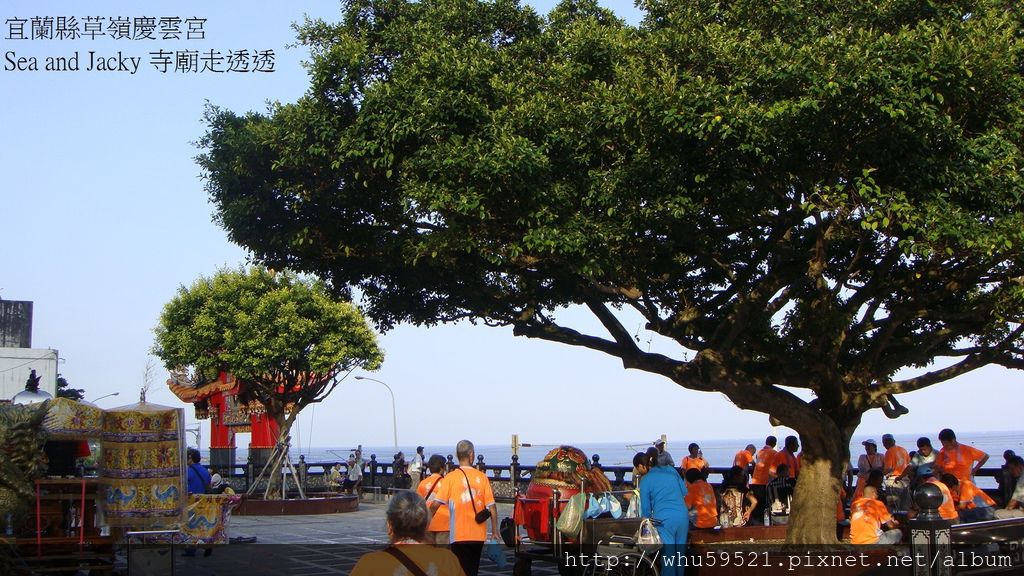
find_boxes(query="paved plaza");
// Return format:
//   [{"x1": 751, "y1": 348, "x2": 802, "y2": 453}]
[{"x1": 145, "y1": 500, "x2": 560, "y2": 575}]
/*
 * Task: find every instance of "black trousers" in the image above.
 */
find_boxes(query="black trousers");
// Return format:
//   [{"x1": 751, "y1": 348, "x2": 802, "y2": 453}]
[
  {"x1": 750, "y1": 485, "x2": 769, "y2": 525},
  {"x1": 450, "y1": 541, "x2": 484, "y2": 576}
]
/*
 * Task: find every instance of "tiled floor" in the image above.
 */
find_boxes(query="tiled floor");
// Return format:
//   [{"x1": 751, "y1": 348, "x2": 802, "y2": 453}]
[{"x1": 159, "y1": 501, "x2": 563, "y2": 575}]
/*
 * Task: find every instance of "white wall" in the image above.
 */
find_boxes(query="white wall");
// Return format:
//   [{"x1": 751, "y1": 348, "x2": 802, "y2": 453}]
[{"x1": 0, "y1": 348, "x2": 58, "y2": 402}]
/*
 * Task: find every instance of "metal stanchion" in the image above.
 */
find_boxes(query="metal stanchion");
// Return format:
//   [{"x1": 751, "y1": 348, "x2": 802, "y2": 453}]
[{"x1": 909, "y1": 483, "x2": 953, "y2": 576}]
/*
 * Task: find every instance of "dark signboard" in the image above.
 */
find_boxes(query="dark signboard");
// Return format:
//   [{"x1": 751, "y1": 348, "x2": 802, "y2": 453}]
[{"x1": 0, "y1": 301, "x2": 32, "y2": 348}]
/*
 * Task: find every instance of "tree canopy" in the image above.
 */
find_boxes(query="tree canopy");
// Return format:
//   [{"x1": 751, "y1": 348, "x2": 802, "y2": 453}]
[
  {"x1": 153, "y1": 267, "x2": 383, "y2": 496},
  {"x1": 198, "y1": 0, "x2": 1024, "y2": 540}
]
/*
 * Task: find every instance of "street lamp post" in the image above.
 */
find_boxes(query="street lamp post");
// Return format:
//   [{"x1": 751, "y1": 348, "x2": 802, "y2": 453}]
[
  {"x1": 354, "y1": 376, "x2": 398, "y2": 453},
  {"x1": 89, "y1": 392, "x2": 120, "y2": 403}
]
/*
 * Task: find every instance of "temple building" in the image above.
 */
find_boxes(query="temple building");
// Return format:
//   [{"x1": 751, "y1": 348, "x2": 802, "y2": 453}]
[{"x1": 167, "y1": 371, "x2": 279, "y2": 471}]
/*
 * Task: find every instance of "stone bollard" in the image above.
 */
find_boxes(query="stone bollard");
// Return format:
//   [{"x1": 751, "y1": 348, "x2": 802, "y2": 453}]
[
  {"x1": 246, "y1": 453, "x2": 254, "y2": 491},
  {"x1": 298, "y1": 454, "x2": 308, "y2": 493},
  {"x1": 369, "y1": 454, "x2": 378, "y2": 487},
  {"x1": 446, "y1": 454, "x2": 455, "y2": 472},
  {"x1": 477, "y1": 454, "x2": 486, "y2": 473},
  {"x1": 909, "y1": 483, "x2": 953, "y2": 576},
  {"x1": 511, "y1": 454, "x2": 520, "y2": 488}
]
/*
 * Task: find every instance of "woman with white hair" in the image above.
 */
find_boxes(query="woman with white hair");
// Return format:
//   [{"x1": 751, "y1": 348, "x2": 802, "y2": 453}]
[
  {"x1": 350, "y1": 491, "x2": 466, "y2": 576},
  {"x1": 209, "y1": 473, "x2": 234, "y2": 495}
]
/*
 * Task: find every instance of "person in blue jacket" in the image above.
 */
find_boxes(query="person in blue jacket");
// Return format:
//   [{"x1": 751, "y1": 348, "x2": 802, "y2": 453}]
[
  {"x1": 640, "y1": 447, "x2": 691, "y2": 576},
  {"x1": 184, "y1": 448, "x2": 212, "y2": 557},
  {"x1": 186, "y1": 448, "x2": 211, "y2": 495}
]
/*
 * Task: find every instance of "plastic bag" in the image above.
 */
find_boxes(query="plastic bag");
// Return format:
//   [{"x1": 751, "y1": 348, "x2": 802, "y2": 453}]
[
  {"x1": 606, "y1": 494, "x2": 623, "y2": 519},
  {"x1": 634, "y1": 517, "x2": 663, "y2": 553},
  {"x1": 556, "y1": 493, "x2": 586, "y2": 537},
  {"x1": 625, "y1": 490, "x2": 640, "y2": 518},
  {"x1": 585, "y1": 494, "x2": 602, "y2": 519},
  {"x1": 484, "y1": 538, "x2": 508, "y2": 568},
  {"x1": 586, "y1": 493, "x2": 624, "y2": 520}
]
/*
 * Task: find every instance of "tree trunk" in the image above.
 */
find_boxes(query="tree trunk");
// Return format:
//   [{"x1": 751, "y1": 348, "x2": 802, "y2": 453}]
[
  {"x1": 263, "y1": 413, "x2": 294, "y2": 500},
  {"x1": 785, "y1": 417, "x2": 853, "y2": 544}
]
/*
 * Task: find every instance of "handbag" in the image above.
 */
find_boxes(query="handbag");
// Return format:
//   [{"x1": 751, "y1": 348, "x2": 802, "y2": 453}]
[
  {"x1": 634, "y1": 517, "x2": 663, "y2": 553},
  {"x1": 458, "y1": 468, "x2": 492, "y2": 524},
  {"x1": 556, "y1": 493, "x2": 586, "y2": 537},
  {"x1": 499, "y1": 517, "x2": 517, "y2": 547}
]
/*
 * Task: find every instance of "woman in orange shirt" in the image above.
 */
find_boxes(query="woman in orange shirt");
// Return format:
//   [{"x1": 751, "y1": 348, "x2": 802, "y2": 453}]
[
  {"x1": 681, "y1": 443, "x2": 710, "y2": 476},
  {"x1": 416, "y1": 455, "x2": 450, "y2": 545}
]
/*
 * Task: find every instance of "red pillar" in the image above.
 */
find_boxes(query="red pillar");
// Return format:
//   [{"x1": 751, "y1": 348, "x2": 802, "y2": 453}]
[
  {"x1": 249, "y1": 413, "x2": 279, "y2": 471},
  {"x1": 208, "y1": 391, "x2": 236, "y2": 471}
]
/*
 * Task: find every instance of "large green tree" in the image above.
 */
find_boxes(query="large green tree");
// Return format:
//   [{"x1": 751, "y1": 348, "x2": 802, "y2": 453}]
[
  {"x1": 198, "y1": 0, "x2": 1024, "y2": 541},
  {"x1": 153, "y1": 267, "x2": 383, "y2": 498}
]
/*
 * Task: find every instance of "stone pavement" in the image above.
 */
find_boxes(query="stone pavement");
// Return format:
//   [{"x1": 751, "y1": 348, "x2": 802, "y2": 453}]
[{"x1": 144, "y1": 500, "x2": 563, "y2": 575}]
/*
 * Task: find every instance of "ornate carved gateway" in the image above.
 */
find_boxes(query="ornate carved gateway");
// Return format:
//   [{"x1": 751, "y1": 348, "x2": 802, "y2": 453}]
[{"x1": 166, "y1": 370, "x2": 279, "y2": 471}]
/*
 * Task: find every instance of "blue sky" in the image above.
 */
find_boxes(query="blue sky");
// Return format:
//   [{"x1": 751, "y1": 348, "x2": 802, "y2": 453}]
[{"x1": 2, "y1": 0, "x2": 1019, "y2": 452}]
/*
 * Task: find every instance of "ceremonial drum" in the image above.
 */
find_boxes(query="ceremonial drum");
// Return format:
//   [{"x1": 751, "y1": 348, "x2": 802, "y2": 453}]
[
  {"x1": 100, "y1": 401, "x2": 185, "y2": 528},
  {"x1": 516, "y1": 446, "x2": 610, "y2": 542},
  {"x1": 519, "y1": 479, "x2": 581, "y2": 542}
]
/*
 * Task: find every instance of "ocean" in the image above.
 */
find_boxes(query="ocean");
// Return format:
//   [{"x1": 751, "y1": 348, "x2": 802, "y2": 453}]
[{"x1": 218, "y1": 429, "x2": 1024, "y2": 483}]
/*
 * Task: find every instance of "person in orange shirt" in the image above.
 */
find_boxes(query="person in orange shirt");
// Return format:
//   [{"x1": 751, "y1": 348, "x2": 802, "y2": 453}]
[
  {"x1": 941, "y1": 473, "x2": 997, "y2": 523},
  {"x1": 428, "y1": 440, "x2": 499, "y2": 576},
  {"x1": 750, "y1": 436, "x2": 778, "y2": 525},
  {"x1": 734, "y1": 444, "x2": 756, "y2": 477},
  {"x1": 934, "y1": 428, "x2": 989, "y2": 486},
  {"x1": 684, "y1": 468, "x2": 718, "y2": 528},
  {"x1": 882, "y1": 434, "x2": 910, "y2": 479},
  {"x1": 681, "y1": 443, "x2": 710, "y2": 476},
  {"x1": 920, "y1": 474, "x2": 959, "y2": 521},
  {"x1": 417, "y1": 454, "x2": 450, "y2": 545},
  {"x1": 770, "y1": 436, "x2": 800, "y2": 480},
  {"x1": 853, "y1": 469, "x2": 884, "y2": 502},
  {"x1": 850, "y1": 486, "x2": 901, "y2": 544},
  {"x1": 881, "y1": 434, "x2": 911, "y2": 511},
  {"x1": 351, "y1": 490, "x2": 466, "y2": 576}
]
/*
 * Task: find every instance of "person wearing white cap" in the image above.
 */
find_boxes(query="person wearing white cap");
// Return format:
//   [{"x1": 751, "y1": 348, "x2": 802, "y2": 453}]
[
  {"x1": 654, "y1": 438, "x2": 675, "y2": 467},
  {"x1": 856, "y1": 439, "x2": 885, "y2": 498},
  {"x1": 209, "y1": 473, "x2": 235, "y2": 495}
]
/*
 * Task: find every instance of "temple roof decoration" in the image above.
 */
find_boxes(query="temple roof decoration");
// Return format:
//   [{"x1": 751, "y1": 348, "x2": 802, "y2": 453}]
[{"x1": 166, "y1": 368, "x2": 239, "y2": 404}]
